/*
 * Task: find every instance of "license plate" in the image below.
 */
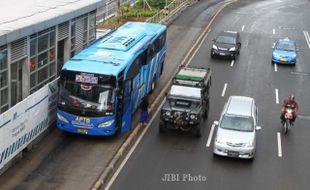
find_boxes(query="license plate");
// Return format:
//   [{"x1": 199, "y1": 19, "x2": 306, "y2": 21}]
[
  {"x1": 219, "y1": 53, "x2": 225, "y2": 56},
  {"x1": 77, "y1": 129, "x2": 88, "y2": 134},
  {"x1": 227, "y1": 151, "x2": 239, "y2": 157},
  {"x1": 280, "y1": 58, "x2": 287, "y2": 62}
]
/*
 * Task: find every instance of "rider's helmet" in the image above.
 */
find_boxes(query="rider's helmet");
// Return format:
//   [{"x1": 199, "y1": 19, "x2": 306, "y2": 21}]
[{"x1": 288, "y1": 95, "x2": 295, "y2": 101}]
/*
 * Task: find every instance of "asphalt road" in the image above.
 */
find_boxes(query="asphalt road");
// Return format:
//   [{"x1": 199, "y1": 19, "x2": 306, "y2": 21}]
[
  {"x1": 108, "y1": 0, "x2": 310, "y2": 190},
  {"x1": 0, "y1": 0, "x2": 225, "y2": 190}
]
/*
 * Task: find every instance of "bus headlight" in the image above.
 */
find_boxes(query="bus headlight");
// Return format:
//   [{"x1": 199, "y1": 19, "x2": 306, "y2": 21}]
[
  {"x1": 57, "y1": 113, "x2": 69, "y2": 123},
  {"x1": 98, "y1": 120, "x2": 114, "y2": 128}
]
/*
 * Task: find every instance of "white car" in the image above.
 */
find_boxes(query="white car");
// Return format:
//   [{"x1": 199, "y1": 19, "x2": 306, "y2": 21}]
[{"x1": 213, "y1": 96, "x2": 261, "y2": 159}]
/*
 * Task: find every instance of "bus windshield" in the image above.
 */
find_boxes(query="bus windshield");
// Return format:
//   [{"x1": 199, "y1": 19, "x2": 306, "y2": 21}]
[
  {"x1": 58, "y1": 70, "x2": 116, "y2": 113},
  {"x1": 59, "y1": 81, "x2": 113, "y2": 111}
]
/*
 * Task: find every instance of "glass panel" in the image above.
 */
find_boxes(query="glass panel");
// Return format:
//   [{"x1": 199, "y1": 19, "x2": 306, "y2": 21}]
[
  {"x1": 71, "y1": 38, "x2": 75, "y2": 50},
  {"x1": 83, "y1": 32, "x2": 87, "y2": 43},
  {"x1": 38, "y1": 66, "x2": 48, "y2": 82},
  {"x1": 11, "y1": 81, "x2": 17, "y2": 107},
  {"x1": 49, "y1": 61, "x2": 56, "y2": 77},
  {"x1": 84, "y1": 17, "x2": 88, "y2": 31},
  {"x1": 30, "y1": 57, "x2": 37, "y2": 72},
  {"x1": 50, "y1": 31, "x2": 55, "y2": 47},
  {"x1": 30, "y1": 39, "x2": 37, "y2": 57},
  {"x1": 89, "y1": 28, "x2": 95, "y2": 40},
  {"x1": 1, "y1": 88, "x2": 8, "y2": 106},
  {"x1": 89, "y1": 15, "x2": 96, "y2": 28},
  {"x1": 71, "y1": 22, "x2": 76, "y2": 37},
  {"x1": 38, "y1": 52, "x2": 48, "y2": 68},
  {"x1": 0, "y1": 71, "x2": 7, "y2": 88},
  {"x1": 0, "y1": 51, "x2": 8, "y2": 70},
  {"x1": 49, "y1": 49, "x2": 55, "y2": 62},
  {"x1": 1, "y1": 104, "x2": 8, "y2": 114},
  {"x1": 11, "y1": 62, "x2": 17, "y2": 80},
  {"x1": 30, "y1": 73, "x2": 36, "y2": 88},
  {"x1": 38, "y1": 34, "x2": 48, "y2": 53}
]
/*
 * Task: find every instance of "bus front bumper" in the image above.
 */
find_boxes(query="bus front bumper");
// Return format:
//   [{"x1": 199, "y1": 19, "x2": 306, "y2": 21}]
[{"x1": 57, "y1": 121, "x2": 117, "y2": 136}]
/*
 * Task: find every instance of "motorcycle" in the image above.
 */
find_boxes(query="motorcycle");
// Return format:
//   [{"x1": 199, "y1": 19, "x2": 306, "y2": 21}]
[{"x1": 282, "y1": 106, "x2": 294, "y2": 134}]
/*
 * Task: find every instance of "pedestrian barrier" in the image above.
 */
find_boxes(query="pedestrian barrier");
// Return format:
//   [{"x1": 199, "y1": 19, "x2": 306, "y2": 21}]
[{"x1": 0, "y1": 79, "x2": 58, "y2": 174}]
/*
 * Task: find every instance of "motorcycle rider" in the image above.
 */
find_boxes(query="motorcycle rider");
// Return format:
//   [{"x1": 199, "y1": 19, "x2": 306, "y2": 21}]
[{"x1": 280, "y1": 95, "x2": 299, "y2": 125}]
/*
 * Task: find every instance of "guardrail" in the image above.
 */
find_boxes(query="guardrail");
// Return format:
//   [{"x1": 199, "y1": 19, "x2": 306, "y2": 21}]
[
  {"x1": 96, "y1": 0, "x2": 138, "y2": 24},
  {"x1": 146, "y1": 0, "x2": 197, "y2": 24},
  {"x1": 96, "y1": 0, "x2": 197, "y2": 25}
]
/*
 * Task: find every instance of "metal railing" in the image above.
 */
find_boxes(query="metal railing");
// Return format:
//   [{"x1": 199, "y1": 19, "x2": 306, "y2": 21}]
[
  {"x1": 145, "y1": 0, "x2": 196, "y2": 24},
  {"x1": 97, "y1": 0, "x2": 197, "y2": 25}
]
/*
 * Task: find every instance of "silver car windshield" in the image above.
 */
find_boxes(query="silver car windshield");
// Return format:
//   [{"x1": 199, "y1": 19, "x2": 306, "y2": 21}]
[{"x1": 220, "y1": 114, "x2": 254, "y2": 132}]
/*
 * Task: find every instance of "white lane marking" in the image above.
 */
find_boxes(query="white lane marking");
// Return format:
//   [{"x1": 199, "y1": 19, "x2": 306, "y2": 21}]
[
  {"x1": 221, "y1": 83, "x2": 228, "y2": 97},
  {"x1": 104, "y1": 99, "x2": 166, "y2": 190},
  {"x1": 277, "y1": 132, "x2": 282, "y2": 157},
  {"x1": 275, "y1": 88, "x2": 279, "y2": 104},
  {"x1": 273, "y1": 29, "x2": 275, "y2": 35},
  {"x1": 230, "y1": 60, "x2": 235, "y2": 67},
  {"x1": 206, "y1": 123, "x2": 216, "y2": 147},
  {"x1": 241, "y1": 25, "x2": 245, "y2": 31},
  {"x1": 274, "y1": 63, "x2": 277, "y2": 72},
  {"x1": 303, "y1": 31, "x2": 310, "y2": 49}
]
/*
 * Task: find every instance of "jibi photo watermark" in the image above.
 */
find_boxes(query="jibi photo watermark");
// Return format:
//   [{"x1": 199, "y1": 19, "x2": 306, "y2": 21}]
[{"x1": 161, "y1": 173, "x2": 207, "y2": 182}]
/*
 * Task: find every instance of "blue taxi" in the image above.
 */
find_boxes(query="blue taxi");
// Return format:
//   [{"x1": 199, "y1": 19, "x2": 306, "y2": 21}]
[{"x1": 272, "y1": 38, "x2": 297, "y2": 65}]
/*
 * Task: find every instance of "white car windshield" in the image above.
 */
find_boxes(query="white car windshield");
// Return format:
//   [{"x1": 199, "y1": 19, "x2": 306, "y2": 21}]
[
  {"x1": 220, "y1": 114, "x2": 254, "y2": 132},
  {"x1": 169, "y1": 85, "x2": 201, "y2": 99}
]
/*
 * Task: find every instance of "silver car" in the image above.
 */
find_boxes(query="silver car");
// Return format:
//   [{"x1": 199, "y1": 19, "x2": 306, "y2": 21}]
[{"x1": 213, "y1": 96, "x2": 261, "y2": 159}]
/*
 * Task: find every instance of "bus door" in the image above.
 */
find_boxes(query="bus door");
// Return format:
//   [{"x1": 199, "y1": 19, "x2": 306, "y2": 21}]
[
  {"x1": 121, "y1": 79, "x2": 133, "y2": 132},
  {"x1": 132, "y1": 74, "x2": 141, "y2": 110}
]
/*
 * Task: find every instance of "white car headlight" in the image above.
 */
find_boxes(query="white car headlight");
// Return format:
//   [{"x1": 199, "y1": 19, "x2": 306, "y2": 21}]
[
  {"x1": 229, "y1": 47, "x2": 236, "y2": 51},
  {"x1": 212, "y1": 44, "x2": 218, "y2": 50},
  {"x1": 292, "y1": 54, "x2": 297, "y2": 58},
  {"x1": 245, "y1": 141, "x2": 255, "y2": 148},
  {"x1": 98, "y1": 120, "x2": 114, "y2": 128},
  {"x1": 215, "y1": 137, "x2": 224, "y2": 144},
  {"x1": 273, "y1": 52, "x2": 278, "y2": 57},
  {"x1": 57, "y1": 113, "x2": 69, "y2": 123}
]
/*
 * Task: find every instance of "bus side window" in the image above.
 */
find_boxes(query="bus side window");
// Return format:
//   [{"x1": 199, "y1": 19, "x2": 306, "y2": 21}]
[
  {"x1": 124, "y1": 80, "x2": 131, "y2": 96},
  {"x1": 154, "y1": 36, "x2": 161, "y2": 54},
  {"x1": 147, "y1": 44, "x2": 155, "y2": 63},
  {"x1": 154, "y1": 31, "x2": 166, "y2": 54},
  {"x1": 141, "y1": 49, "x2": 147, "y2": 65},
  {"x1": 126, "y1": 55, "x2": 142, "y2": 80}
]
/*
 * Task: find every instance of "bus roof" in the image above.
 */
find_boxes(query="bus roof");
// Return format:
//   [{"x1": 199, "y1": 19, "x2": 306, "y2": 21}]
[{"x1": 62, "y1": 22, "x2": 166, "y2": 76}]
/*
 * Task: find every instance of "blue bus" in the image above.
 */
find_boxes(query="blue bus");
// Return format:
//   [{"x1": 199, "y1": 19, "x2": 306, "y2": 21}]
[{"x1": 57, "y1": 22, "x2": 167, "y2": 136}]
